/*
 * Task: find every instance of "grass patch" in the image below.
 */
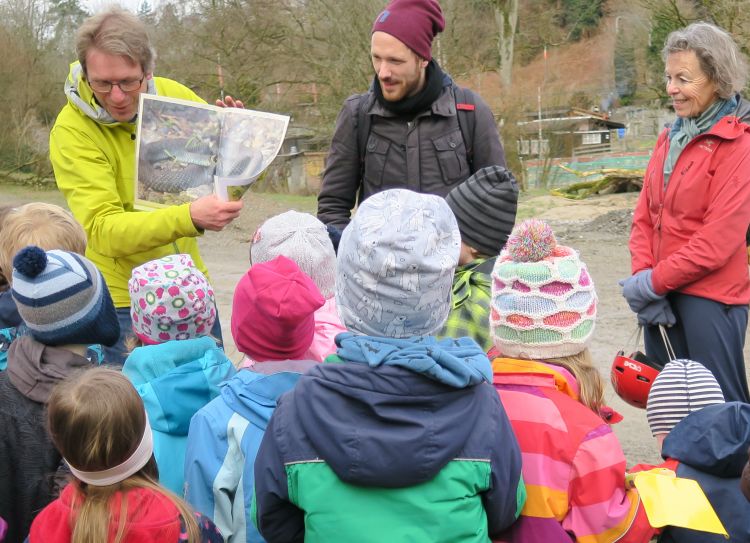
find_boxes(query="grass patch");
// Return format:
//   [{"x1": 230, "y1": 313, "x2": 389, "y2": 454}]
[{"x1": 0, "y1": 180, "x2": 67, "y2": 208}]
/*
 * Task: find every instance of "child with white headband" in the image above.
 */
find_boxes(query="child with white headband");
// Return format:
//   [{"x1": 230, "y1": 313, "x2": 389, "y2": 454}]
[
  {"x1": 0, "y1": 246, "x2": 120, "y2": 543},
  {"x1": 28, "y1": 367, "x2": 223, "y2": 543}
]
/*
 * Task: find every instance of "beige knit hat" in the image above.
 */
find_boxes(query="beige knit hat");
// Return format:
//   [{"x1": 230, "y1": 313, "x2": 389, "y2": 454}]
[
  {"x1": 250, "y1": 211, "x2": 337, "y2": 300},
  {"x1": 490, "y1": 219, "x2": 597, "y2": 359}
]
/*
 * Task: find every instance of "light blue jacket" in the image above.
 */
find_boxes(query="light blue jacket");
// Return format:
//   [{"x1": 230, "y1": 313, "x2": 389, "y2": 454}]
[
  {"x1": 123, "y1": 336, "x2": 236, "y2": 494},
  {"x1": 184, "y1": 363, "x2": 312, "y2": 543}
]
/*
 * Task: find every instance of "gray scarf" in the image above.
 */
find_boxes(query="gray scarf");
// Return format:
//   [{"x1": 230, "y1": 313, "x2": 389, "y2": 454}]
[
  {"x1": 664, "y1": 97, "x2": 736, "y2": 185},
  {"x1": 64, "y1": 62, "x2": 157, "y2": 125}
]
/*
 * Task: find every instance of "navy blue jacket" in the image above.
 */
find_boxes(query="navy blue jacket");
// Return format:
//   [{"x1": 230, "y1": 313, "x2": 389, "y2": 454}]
[
  {"x1": 253, "y1": 335, "x2": 525, "y2": 543},
  {"x1": 0, "y1": 291, "x2": 21, "y2": 330},
  {"x1": 660, "y1": 402, "x2": 750, "y2": 543}
]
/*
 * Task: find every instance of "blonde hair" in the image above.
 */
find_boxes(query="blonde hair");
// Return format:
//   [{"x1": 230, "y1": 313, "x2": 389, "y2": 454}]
[
  {"x1": 0, "y1": 205, "x2": 14, "y2": 290},
  {"x1": 0, "y1": 203, "x2": 87, "y2": 284},
  {"x1": 48, "y1": 368, "x2": 201, "y2": 543},
  {"x1": 76, "y1": 6, "x2": 156, "y2": 74},
  {"x1": 546, "y1": 348, "x2": 605, "y2": 414}
]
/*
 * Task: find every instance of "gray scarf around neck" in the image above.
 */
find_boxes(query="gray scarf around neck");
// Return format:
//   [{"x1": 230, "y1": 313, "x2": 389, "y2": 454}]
[
  {"x1": 664, "y1": 96, "x2": 736, "y2": 184},
  {"x1": 65, "y1": 62, "x2": 156, "y2": 125}
]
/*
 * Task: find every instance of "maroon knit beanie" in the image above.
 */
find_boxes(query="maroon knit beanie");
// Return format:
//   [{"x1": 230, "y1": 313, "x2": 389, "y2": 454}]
[{"x1": 371, "y1": 0, "x2": 445, "y2": 60}]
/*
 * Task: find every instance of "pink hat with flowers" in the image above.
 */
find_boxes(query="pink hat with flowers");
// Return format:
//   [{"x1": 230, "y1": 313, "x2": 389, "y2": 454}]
[
  {"x1": 128, "y1": 254, "x2": 216, "y2": 344},
  {"x1": 490, "y1": 219, "x2": 597, "y2": 359}
]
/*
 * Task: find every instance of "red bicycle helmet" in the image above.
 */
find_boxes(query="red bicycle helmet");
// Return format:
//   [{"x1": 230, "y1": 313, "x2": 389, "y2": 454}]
[{"x1": 610, "y1": 350, "x2": 663, "y2": 409}]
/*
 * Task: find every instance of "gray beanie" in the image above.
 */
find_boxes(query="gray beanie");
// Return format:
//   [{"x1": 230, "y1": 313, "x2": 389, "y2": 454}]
[
  {"x1": 646, "y1": 359, "x2": 725, "y2": 436},
  {"x1": 445, "y1": 165, "x2": 519, "y2": 257},
  {"x1": 250, "y1": 211, "x2": 337, "y2": 299},
  {"x1": 336, "y1": 189, "x2": 460, "y2": 338}
]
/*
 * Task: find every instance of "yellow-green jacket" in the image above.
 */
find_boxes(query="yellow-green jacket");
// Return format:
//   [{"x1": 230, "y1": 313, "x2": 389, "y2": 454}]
[{"x1": 50, "y1": 62, "x2": 208, "y2": 307}]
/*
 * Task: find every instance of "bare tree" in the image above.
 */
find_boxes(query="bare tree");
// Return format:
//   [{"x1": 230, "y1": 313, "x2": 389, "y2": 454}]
[
  {"x1": 494, "y1": 0, "x2": 519, "y2": 89},
  {"x1": 0, "y1": 0, "x2": 88, "y2": 174}
]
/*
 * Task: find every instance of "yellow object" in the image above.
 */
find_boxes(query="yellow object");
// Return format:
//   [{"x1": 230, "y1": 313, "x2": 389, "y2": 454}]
[
  {"x1": 50, "y1": 62, "x2": 209, "y2": 307},
  {"x1": 629, "y1": 469, "x2": 728, "y2": 537}
]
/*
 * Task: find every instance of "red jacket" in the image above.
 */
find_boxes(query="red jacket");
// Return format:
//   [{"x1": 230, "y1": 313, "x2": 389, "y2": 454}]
[
  {"x1": 29, "y1": 484, "x2": 221, "y2": 543},
  {"x1": 630, "y1": 116, "x2": 750, "y2": 304}
]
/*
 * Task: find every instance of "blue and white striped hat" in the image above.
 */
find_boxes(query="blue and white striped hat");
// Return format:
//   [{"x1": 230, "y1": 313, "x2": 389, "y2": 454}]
[
  {"x1": 11, "y1": 246, "x2": 120, "y2": 347},
  {"x1": 646, "y1": 359, "x2": 725, "y2": 436}
]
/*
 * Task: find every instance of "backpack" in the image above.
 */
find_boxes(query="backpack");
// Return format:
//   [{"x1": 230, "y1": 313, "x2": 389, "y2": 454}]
[{"x1": 355, "y1": 84, "x2": 477, "y2": 176}]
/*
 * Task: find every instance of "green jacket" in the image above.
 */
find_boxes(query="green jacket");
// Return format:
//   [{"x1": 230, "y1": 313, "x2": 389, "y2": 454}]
[
  {"x1": 50, "y1": 62, "x2": 207, "y2": 307},
  {"x1": 438, "y1": 257, "x2": 495, "y2": 352}
]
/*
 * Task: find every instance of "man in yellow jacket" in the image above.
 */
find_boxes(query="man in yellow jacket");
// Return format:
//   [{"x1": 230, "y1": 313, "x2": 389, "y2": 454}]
[{"x1": 50, "y1": 7, "x2": 243, "y2": 364}]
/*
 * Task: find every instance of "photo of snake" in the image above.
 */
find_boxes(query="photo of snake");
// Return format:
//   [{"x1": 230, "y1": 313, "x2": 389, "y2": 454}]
[
  {"x1": 137, "y1": 98, "x2": 220, "y2": 205},
  {"x1": 135, "y1": 95, "x2": 289, "y2": 207}
]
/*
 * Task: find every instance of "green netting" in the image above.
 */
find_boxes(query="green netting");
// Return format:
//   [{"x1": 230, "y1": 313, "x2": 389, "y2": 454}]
[{"x1": 526, "y1": 154, "x2": 650, "y2": 188}]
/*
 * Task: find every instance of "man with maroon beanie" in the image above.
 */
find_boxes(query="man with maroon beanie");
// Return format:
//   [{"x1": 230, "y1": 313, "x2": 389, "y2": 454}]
[{"x1": 317, "y1": 0, "x2": 506, "y2": 228}]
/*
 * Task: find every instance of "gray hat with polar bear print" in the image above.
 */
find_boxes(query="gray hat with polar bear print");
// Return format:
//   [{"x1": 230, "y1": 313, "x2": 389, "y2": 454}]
[{"x1": 335, "y1": 189, "x2": 460, "y2": 338}]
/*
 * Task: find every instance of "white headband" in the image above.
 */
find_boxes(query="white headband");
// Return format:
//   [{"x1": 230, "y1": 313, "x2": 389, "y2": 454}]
[{"x1": 66, "y1": 416, "x2": 154, "y2": 487}]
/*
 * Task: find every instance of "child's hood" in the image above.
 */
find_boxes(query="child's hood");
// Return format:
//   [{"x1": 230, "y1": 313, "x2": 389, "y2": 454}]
[
  {"x1": 663, "y1": 402, "x2": 750, "y2": 477},
  {"x1": 287, "y1": 335, "x2": 496, "y2": 488},
  {"x1": 7, "y1": 335, "x2": 92, "y2": 403},
  {"x1": 220, "y1": 365, "x2": 310, "y2": 427},
  {"x1": 123, "y1": 336, "x2": 236, "y2": 435}
]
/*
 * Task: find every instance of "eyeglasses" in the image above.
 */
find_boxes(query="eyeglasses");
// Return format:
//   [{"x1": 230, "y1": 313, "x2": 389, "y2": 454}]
[{"x1": 87, "y1": 74, "x2": 145, "y2": 94}]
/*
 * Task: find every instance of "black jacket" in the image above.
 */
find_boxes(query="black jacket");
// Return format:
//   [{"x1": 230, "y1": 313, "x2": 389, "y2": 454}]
[{"x1": 317, "y1": 73, "x2": 505, "y2": 228}]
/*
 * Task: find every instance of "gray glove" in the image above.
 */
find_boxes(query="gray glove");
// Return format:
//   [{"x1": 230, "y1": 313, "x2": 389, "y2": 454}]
[
  {"x1": 619, "y1": 269, "x2": 662, "y2": 313},
  {"x1": 637, "y1": 297, "x2": 676, "y2": 327}
]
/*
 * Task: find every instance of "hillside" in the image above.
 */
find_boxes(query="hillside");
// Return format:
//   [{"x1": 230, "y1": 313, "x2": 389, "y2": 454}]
[{"x1": 457, "y1": 13, "x2": 635, "y2": 114}]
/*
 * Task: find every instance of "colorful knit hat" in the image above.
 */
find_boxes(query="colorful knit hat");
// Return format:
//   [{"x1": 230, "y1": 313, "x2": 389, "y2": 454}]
[
  {"x1": 445, "y1": 165, "x2": 519, "y2": 257},
  {"x1": 128, "y1": 254, "x2": 216, "y2": 344},
  {"x1": 11, "y1": 246, "x2": 120, "y2": 346},
  {"x1": 646, "y1": 359, "x2": 725, "y2": 436},
  {"x1": 250, "y1": 211, "x2": 337, "y2": 299},
  {"x1": 490, "y1": 219, "x2": 597, "y2": 359},
  {"x1": 231, "y1": 255, "x2": 325, "y2": 361},
  {"x1": 371, "y1": 0, "x2": 445, "y2": 60},
  {"x1": 336, "y1": 188, "x2": 460, "y2": 338}
]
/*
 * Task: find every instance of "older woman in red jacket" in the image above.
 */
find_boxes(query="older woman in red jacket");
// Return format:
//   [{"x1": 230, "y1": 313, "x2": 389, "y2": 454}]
[{"x1": 622, "y1": 21, "x2": 750, "y2": 403}]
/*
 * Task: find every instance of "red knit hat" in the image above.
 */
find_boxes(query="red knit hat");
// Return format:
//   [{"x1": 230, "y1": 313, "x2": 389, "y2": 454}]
[
  {"x1": 231, "y1": 255, "x2": 325, "y2": 361},
  {"x1": 371, "y1": 0, "x2": 445, "y2": 60}
]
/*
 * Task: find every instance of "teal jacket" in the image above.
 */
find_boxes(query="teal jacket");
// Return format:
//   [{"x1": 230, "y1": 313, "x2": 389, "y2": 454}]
[
  {"x1": 123, "y1": 336, "x2": 236, "y2": 494},
  {"x1": 252, "y1": 334, "x2": 525, "y2": 542}
]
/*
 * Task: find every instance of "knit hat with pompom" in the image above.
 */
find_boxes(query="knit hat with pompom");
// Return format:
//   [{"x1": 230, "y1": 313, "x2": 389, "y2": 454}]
[
  {"x1": 490, "y1": 219, "x2": 597, "y2": 359},
  {"x1": 11, "y1": 246, "x2": 120, "y2": 346}
]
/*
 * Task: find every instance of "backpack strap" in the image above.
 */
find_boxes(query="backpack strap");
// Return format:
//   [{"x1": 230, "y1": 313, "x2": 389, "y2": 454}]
[
  {"x1": 356, "y1": 92, "x2": 374, "y2": 178},
  {"x1": 453, "y1": 84, "x2": 476, "y2": 172},
  {"x1": 356, "y1": 87, "x2": 476, "y2": 174}
]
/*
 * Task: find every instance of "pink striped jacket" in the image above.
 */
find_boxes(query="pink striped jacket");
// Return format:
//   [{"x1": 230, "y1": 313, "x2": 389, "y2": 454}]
[{"x1": 491, "y1": 357, "x2": 654, "y2": 543}]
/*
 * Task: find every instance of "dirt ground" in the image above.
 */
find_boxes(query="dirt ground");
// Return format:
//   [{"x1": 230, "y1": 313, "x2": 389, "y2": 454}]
[{"x1": 5, "y1": 185, "x2": 749, "y2": 466}]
